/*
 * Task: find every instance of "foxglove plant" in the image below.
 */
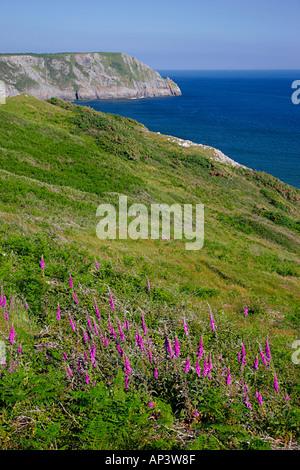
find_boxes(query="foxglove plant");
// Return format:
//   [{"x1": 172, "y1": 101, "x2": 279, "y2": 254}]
[
  {"x1": 259, "y1": 348, "x2": 268, "y2": 368},
  {"x1": 195, "y1": 359, "x2": 201, "y2": 377},
  {"x1": 174, "y1": 337, "x2": 180, "y2": 358},
  {"x1": 94, "y1": 301, "x2": 101, "y2": 319},
  {"x1": 109, "y1": 291, "x2": 114, "y2": 311},
  {"x1": 86, "y1": 312, "x2": 92, "y2": 331},
  {"x1": 226, "y1": 368, "x2": 231, "y2": 386},
  {"x1": 142, "y1": 314, "x2": 147, "y2": 335},
  {"x1": 56, "y1": 303, "x2": 61, "y2": 320},
  {"x1": 209, "y1": 310, "x2": 216, "y2": 332},
  {"x1": 136, "y1": 332, "x2": 145, "y2": 351},
  {"x1": 183, "y1": 318, "x2": 189, "y2": 335},
  {"x1": 118, "y1": 321, "x2": 126, "y2": 342},
  {"x1": 40, "y1": 256, "x2": 45, "y2": 270},
  {"x1": 108, "y1": 317, "x2": 117, "y2": 339},
  {"x1": 274, "y1": 374, "x2": 279, "y2": 392},
  {"x1": 265, "y1": 339, "x2": 271, "y2": 363},
  {"x1": 253, "y1": 356, "x2": 259, "y2": 370},
  {"x1": 255, "y1": 391, "x2": 263, "y2": 405},
  {"x1": 238, "y1": 343, "x2": 246, "y2": 365},
  {"x1": 184, "y1": 357, "x2": 190, "y2": 373},
  {"x1": 148, "y1": 347, "x2": 153, "y2": 364},
  {"x1": 68, "y1": 314, "x2": 76, "y2": 332},
  {"x1": 117, "y1": 344, "x2": 123, "y2": 358},
  {"x1": 197, "y1": 337, "x2": 204, "y2": 359},
  {"x1": 9, "y1": 324, "x2": 16, "y2": 344},
  {"x1": 163, "y1": 331, "x2": 173, "y2": 359},
  {"x1": 124, "y1": 354, "x2": 132, "y2": 375}
]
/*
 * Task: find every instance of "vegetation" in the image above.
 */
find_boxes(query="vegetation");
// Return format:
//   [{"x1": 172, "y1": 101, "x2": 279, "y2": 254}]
[{"x1": 0, "y1": 95, "x2": 299, "y2": 450}]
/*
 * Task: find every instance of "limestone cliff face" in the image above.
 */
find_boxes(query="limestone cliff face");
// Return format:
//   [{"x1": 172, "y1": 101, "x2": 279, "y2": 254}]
[{"x1": 0, "y1": 52, "x2": 181, "y2": 101}]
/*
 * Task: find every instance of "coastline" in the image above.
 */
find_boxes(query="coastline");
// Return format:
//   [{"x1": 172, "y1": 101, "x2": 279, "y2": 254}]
[{"x1": 163, "y1": 134, "x2": 249, "y2": 169}]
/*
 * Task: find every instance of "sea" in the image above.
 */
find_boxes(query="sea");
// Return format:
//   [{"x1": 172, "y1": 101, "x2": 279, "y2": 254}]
[{"x1": 74, "y1": 70, "x2": 300, "y2": 189}]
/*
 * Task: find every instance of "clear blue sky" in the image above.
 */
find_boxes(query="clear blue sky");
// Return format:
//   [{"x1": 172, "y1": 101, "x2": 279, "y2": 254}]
[{"x1": 1, "y1": 0, "x2": 299, "y2": 70}]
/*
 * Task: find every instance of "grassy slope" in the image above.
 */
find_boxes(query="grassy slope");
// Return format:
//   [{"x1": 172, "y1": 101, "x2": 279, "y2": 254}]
[{"x1": 0, "y1": 95, "x2": 299, "y2": 450}]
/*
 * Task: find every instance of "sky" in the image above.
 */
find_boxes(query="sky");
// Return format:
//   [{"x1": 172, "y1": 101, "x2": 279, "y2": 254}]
[{"x1": 1, "y1": 0, "x2": 300, "y2": 70}]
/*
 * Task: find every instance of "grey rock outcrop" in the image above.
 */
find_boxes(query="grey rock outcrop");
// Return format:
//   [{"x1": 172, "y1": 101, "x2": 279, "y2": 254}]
[{"x1": 0, "y1": 52, "x2": 181, "y2": 101}]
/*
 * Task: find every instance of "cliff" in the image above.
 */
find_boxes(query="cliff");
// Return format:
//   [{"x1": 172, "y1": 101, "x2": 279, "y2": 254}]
[{"x1": 0, "y1": 52, "x2": 181, "y2": 101}]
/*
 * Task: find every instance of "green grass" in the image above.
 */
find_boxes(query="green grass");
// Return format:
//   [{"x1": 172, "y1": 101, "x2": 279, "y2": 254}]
[{"x1": 0, "y1": 95, "x2": 299, "y2": 450}]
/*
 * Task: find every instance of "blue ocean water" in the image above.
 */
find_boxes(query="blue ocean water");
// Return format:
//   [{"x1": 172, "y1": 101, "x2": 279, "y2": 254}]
[{"x1": 74, "y1": 70, "x2": 300, "y2": 188}]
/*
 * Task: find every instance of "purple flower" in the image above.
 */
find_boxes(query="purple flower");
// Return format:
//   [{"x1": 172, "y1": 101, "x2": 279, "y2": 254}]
[
  {"x1": 136, "y1": 332, "x2": 145, "y2": 351},
  {"x1": 67, "y1": 367, "x2": 72, "y2": 376},
  {"x1": 9, "y1": 325, "x2": 16, "y2": 344},
  {"x1": 238, "y1": 343, "x2": 246, "y2": 365},
  {"x1": 226, "y1": 368, "x2": 231, "y2": 386},
  {"x1": 197, "y1": 337, "x2": 204, "y2": 359},
  {"x1": 255, "y1": 391, "x2": 263, "y2": 405},
  {"x1": 164, "y1": 332, "x2": 173, "y2": 359},
  {"x1": 73, "y1": 293, "x2": 79, "y2": 304},
  {"x1": 108, "y1": 317, "x2": 117, "y2": 339},
  {"x1": 184, "y1": 357, "x2": 190, "y2": 373},
  {"x1": 259, "y1": 349, "x2": 268, "y2": 368},
  {"x1": 245, "y1": 396, "x2": 252, "y2": 410},
  {"x1": 209, "y1": 310, "x2": 216, "y2": 331},
  {"x1": 56, "y1": 303, "x2": 61, "y2": 320},
  {"x1": 83, "y1": 330, "x2": 89, "y2": 344},
  {"x1": 253, "y1": 356, "x2": 259, "y2": 370},
  {"x1": 148, "y1": 347, "x2": 153, "y2": 364},
  {"x1": 174, "y1": 337, "x2": 180, "y2": 357},
  {"x1": 124, "y1": 354, "x2": 132, "y2": 375},
  {"x1": 69, "y1": 274, "x2": 73, "y2": 288},
  {"x1": 109, "y1": 291, "x2": 114, "y2": 311},
  {"x1": 244, "y1": 307, "x2": 248, "y2": 317},
  {"x1": 95, "y1": 258, "x2": 99, "y2": 270},
  {"x1": 94, "y1": 301, "x2": 100, "y2": 319},
  {"x1": 149, "y1": 401, "x2": 154, "y2": 408},
  {"x1": 124, "y1": 374, "x2": 130, "y2": 390},
  {"x1": 117, "y1": 344, "x2": 123, "y2": 357},
  {"x1": 68, "y1": 315, "x2": 76, "y2": 332},
  {"x1": 265, "y1": 339, "x2": 271, "y2": 363},
  {"x1": 183, "y1": 318, "x2": 189, "y2": 335},
  {"x1": 0, "y1": 295, "x2": 7, "y2": 308},
  {"x1": 86, "y1": 312, "x2": 92, "y2": 331},
  {"x1": 147, "y1": 279, "x2": 150, "y2": 292},
  {"x1": 195, "y1": 359, "x2": 201, "y2": 377},
  {"x1": 40, "y1": 256, "x2": 45, "y2": 270},
  {"x1": 193, "y1": 409, "x2": 199, "y2": 417},
  {"x1": 154, "y1": 368, "x2": 158, "y2": 379},
  {"x1": 274, "y1": 374, "x2": 279, "y2": 392},
  {"x1": 142, "y1": 315, "x2": 147, "y2": 335}
]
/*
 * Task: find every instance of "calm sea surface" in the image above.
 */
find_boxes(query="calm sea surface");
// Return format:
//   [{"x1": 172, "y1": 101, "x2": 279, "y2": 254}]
[{"x1": 74, "y1": 70, "x2": 300, "y2": 188}]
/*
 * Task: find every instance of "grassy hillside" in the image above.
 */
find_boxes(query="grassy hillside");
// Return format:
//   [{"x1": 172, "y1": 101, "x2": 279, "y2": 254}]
[{"x1": 0, "y1": 95, "x2": 299, "y2": 450}]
